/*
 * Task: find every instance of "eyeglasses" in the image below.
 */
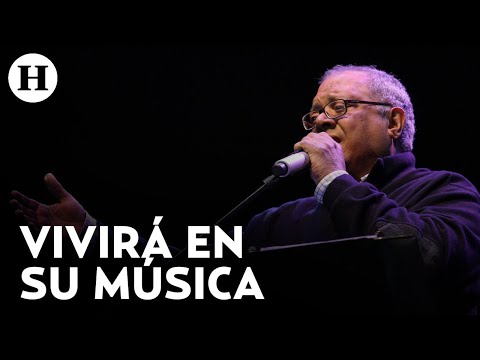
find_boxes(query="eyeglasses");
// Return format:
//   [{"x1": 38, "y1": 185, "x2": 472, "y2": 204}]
[{"x1": 301, "y1": 99, "x2": 393, "y2": 130}]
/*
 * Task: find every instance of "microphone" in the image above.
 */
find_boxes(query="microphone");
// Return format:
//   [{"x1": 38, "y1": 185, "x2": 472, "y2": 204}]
[{"x1": 271, "y1": 150, "x2": 310, "y2": 177}]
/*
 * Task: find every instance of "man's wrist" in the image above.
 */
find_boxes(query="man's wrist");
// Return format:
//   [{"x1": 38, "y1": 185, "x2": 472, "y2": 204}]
[{"x1": 314, "y1": 170, "x2": 349, "y2": 204}]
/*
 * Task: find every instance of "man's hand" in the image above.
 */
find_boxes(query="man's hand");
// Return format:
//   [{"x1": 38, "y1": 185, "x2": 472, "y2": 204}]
[
  {"x1": 10, "y1": 173, "x2": 87, "y2": 234},
  {"x1": 294, "y1": 132, "x2": 346, "y2": 185}
]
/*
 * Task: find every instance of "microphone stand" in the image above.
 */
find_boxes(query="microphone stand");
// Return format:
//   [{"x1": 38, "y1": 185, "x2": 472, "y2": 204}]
[
  {"x1": 166, "y1": 169, "x2": 295, "y2": 265},
  {"x1": 166, "y1": 174, "x2": 281, "y2": 265},
  {"x1": 215, "y1": 174, "x2": 281, "y2": 228}
]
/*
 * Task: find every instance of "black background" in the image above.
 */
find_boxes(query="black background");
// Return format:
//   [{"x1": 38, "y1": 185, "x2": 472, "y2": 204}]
[{"x1": 3, "y1": 44, "x2": 480, "y2": 318}]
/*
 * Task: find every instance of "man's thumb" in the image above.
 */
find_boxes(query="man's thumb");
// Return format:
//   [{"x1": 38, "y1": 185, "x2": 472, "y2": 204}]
[{"x1": 44, "y1": 173, "x2": 70, "y2": 201}]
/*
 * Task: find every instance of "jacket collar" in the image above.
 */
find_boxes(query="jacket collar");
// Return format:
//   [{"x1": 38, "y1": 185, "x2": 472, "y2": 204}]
[{"x1": 366, "y1": 152, "x2": 416, "y2": 189}]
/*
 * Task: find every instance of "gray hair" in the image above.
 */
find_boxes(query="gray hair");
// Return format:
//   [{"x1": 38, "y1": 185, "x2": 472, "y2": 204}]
[{"x1": 319, "y1": 65, "x2": 415, "y2": 152}]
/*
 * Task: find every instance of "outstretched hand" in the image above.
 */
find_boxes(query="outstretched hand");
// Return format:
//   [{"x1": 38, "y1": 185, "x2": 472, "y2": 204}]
[{"x1": 10, "y1": 173, "x2": 86, "y2": 234}]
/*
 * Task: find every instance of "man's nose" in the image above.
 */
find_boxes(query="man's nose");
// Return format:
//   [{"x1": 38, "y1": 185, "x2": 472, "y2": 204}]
[{"x1": 312, "y1": 113, "x2": 336, "y2": 133}]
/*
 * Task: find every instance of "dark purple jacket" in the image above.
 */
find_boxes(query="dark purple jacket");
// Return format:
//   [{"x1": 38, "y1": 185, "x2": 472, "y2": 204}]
[{"x1": 243, "y1": 152, "x2": 480, "y2": 314}]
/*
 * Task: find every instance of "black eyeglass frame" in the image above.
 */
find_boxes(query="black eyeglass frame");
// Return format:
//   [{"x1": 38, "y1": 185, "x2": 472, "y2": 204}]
[{"x1": 302, "y1": 99, "x2": 393, "y2": 130}]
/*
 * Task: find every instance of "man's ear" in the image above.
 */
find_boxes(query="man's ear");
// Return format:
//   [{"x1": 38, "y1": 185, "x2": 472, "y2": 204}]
[{"x1": 388, "y1": 107, "x2": 406, "y2": 139}]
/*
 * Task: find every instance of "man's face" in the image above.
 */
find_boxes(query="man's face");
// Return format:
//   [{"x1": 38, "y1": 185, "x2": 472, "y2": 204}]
[{"x1": 311, "y1": 71, "x2": 392, "y2": 178}]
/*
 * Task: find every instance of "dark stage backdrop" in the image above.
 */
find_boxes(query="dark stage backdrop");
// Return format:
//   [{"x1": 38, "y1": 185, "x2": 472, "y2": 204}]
[{"x1": 3, "y1": 44, "x2": 479, "y2": 317}]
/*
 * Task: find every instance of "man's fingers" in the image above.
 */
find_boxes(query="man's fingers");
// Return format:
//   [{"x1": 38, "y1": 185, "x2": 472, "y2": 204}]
[
  {"x1": 22, "y1": 213, "x2": 37, "y2": 224},
  {"x1": 11, "y1": 197, "x2": 40, "y2": 224},
  {"x1": 14, "y1": 209, "x2": 24, "y2": 218},
  {"x1": 44, "y1": 173, "x2": 70, "y2": 201},
  {"x1": 14, "y1": 209, "x2": 31, "y2": 221},
  {"x1": 10, "y1": 190, "x2": 40, "y2": 210},
  {"x1": 19, "y1": 204, "x2": 37, "y2": 218},
  {"x1": 9, "y1": 199, "x2": 20, "y2": 209},
  {"x1": 10, "y1": 199, "x2": 38, "y2": 217},
  {"x1": 14, "y1": 209, "x2": 41, "y2": 229}
]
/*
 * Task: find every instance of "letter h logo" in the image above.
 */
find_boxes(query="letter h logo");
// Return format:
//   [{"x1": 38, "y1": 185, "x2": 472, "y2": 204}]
[{"x1": 8, "y1": 53, "x2": 58, "y2": 103}]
